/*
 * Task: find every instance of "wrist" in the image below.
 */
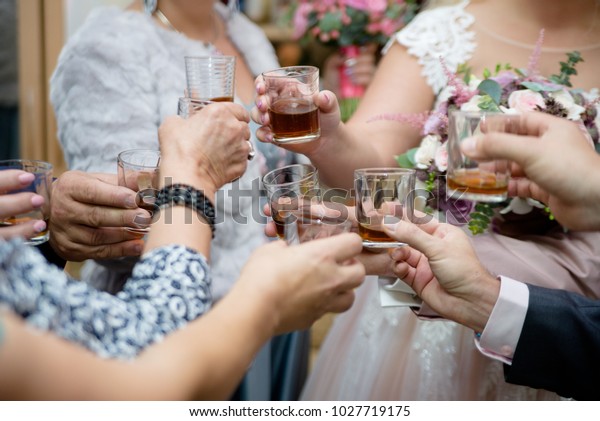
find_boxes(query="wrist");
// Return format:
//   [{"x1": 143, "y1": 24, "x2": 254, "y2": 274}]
[
  {"x1": 455, "y1": 272, "x2": 500, "y2": 333},
  {"x1": 159, "y1": 166, "x2": 217, "y2": 199}
]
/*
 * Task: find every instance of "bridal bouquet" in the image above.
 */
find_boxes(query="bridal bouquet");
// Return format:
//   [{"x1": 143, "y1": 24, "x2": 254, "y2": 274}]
[
  {"x1": 289, "y1": 0, "x2": 421, "y2": 47},
  {"x1": 390, "y1": 37, "x2": 599, "y2": 234}
]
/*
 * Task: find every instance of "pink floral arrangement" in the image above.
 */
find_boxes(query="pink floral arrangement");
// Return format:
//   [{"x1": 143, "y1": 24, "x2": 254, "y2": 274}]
[
  {"x1": 382, "y1": 33, "x2": 600, "y2": 234},
  {"x1": 289, "y1": 0, "x2": 421, "y2": 47}
]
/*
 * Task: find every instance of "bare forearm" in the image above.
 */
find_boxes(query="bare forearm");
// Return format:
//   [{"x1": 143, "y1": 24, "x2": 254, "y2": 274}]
[
  {"x1": 308, "y1": 123, "x2": 397, "y2": 189},
  {"x1": 138, "y1": 286, "x2": 277, "y2": 400}
]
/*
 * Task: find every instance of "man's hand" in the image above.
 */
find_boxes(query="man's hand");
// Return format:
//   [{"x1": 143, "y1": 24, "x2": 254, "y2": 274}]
[{"x1": 49, "y1": 171, "x2": 150, "y2": 261}]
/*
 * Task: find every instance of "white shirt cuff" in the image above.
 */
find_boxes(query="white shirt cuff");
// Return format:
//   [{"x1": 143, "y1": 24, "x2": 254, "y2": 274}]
[{"x1": 474, "y1": 276, "x2": 529, "y2": 365}]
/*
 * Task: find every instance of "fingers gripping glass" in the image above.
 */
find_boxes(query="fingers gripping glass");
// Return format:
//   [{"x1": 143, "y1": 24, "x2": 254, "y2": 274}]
[{"x1": 354, "y1": 168, "x2": 416, "y2": 248}]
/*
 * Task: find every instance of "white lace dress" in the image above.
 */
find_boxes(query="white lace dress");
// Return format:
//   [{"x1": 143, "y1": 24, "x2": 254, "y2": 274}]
[{"x1": 301, "y1": 1, "x2": 600, "y2": 400}]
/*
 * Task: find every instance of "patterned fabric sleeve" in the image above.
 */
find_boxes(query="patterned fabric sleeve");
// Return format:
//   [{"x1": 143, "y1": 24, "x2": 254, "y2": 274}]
[{"x1": 0, "y1": 239, "x2": 211, "y2": 359}]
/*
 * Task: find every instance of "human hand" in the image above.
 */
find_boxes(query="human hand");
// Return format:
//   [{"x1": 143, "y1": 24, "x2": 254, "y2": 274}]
[
  {"x1": 384, "y1": 218, "x2": 499, "y2": 332},
  {"x1": 251, "y1": 75, "x2": 341, "y2": 157},
  {"x1": 262, "y1": 202, "x2": 397, "y2": 277},
  {"x1": 461, "y1": 112, "x2": 600, "y2": 231},
  {"x1": 238, "y1": 233, "x2": 365, "y2": 334},
  {"x1": 0, "y1": 170, "x2": 47, "y2": 240},
  {"x1": 323, "y1": 45, "x2": 378, "y2": 94},
  {"x1": 49, "y1": 171, "x2": 149, "y2": 261},
  {"x1": 158, "y1": 103, "x2": 252, "y2": 193}
]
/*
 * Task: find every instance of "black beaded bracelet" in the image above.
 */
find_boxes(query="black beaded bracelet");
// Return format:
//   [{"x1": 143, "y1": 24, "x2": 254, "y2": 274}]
[{"x1": 155, "y1": 183, "x2": 216, "y2": 237}]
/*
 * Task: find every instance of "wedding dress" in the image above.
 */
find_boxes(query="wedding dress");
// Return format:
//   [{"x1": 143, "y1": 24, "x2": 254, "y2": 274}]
[{"x1": 301, "y1": 1, "x2": 600, "y2": 400}]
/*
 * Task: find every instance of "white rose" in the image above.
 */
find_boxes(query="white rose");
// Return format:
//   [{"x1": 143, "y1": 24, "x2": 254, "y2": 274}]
[
  {"x1": 434, "y1": 143, "x2": 448, "y2": 172},
  {"x1": 549, "y1": 89, "x2": 586, "y2": 121},
  {"x1": 507, "y1": 89, "x2": 545, "y2": 113},
  {"x1": 414, "y1": 135, "x2": 442, "y2": 169},
  {"x1": 460, "y1": 95, "x2": 484, "y2": 112}
]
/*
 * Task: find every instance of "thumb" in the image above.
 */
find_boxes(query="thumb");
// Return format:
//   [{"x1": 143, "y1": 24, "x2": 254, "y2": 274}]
[
  {"x1": 383, "y1": 220, "x2": 441, "y2": 257},
  {"x1": 316, "y1": 90, "x2": 339, "y2": 114},
  {"x1": 461, "y1": 132, "x2": 539, "y2": 165}
]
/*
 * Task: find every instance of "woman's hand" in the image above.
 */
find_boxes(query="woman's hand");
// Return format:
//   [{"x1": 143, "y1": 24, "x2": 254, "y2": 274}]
[
  {"x1": 0, "y1": 170, "x2": 47, "y2": 240},
  {"x1": 158, "y1": 103, "x2": 252, "y2": 193},
  {"x1": 237, "y1": 233, "x2": 365, "y2": 334},
  {"x1": 251, "y1": 76, "x2": 342, "y2": 157}
]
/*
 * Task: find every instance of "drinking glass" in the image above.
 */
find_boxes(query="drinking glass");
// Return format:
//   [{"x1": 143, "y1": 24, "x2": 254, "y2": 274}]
[
  {"x1": 293, "y1": 212, "x2": 353, "y2": 244},
  {"x1": 262, "y1": 164, "x2": 321, "y2": 241},
  {"x1": 447, "y1": 110, "x2": 517, "y2": 202},
  {"x1": 117, "y1": 149, "x2": 161, "y2": 234},
  {"x1": 185, "y1": 56, "x2": 236, "y2": 102},
  {"x1": 354, "y1": 168, "x2": 416, "y2": 248},
  {"x1": 0, "y1": 159, "x2": 53, "y2": 245},
  {"x1": 177, "y1": 97, "x2": 213, "y2": 119},
  {"x1": 262, "y1": 66, "x2": 320, "y2": 144}
]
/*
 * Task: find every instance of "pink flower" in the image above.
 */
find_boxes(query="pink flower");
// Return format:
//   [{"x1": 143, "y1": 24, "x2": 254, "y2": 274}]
[
  {"x1": 379, "y1": 18, "x2": 398, "y2": 36},
  {"x1": 507, "y1": 89, "x2": 545, "y2": 113},
  {"x1": 292, "y1": 4, "x2": 312, "y2": 40},
  {"x1": 344, "y1": 0, "x2": 388, "y2": 13}
]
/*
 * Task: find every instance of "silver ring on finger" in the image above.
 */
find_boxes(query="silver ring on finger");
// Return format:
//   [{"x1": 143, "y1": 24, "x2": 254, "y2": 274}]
[{"x1": 247, "y1": 140, "x2": 256, "y2": 161}]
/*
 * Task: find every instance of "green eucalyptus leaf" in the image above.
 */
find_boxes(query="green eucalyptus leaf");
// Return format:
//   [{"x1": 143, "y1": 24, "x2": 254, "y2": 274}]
[{"x1": 477, "y1": 79, "x2": 502, "y2": 104}]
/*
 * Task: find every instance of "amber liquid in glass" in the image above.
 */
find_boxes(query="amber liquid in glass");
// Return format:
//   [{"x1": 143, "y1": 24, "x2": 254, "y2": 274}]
[
  {"x1": 447, "y1": 169, "x2": 508, "y2": 195},
  {"x1": 269, "y1": 99, "x2": 319, "y2": 139},
  {"x1": 210, "y1": 96, "x2": 234, "y2": 102},
  {"x1": 358, "y1": 224, "x2": 396, "y2": 243},
  {"x1": 0, "y1": 216, "x2": 49, "y2": 238}
]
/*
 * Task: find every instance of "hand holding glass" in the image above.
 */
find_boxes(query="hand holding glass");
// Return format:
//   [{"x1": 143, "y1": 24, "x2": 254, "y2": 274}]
[
  {"x1": 0, "y1": 159, "x2": 52, "y2": 245},
  {"x1": 262, "y1": 164, "x2": 321, "y2": 241},
  {"x1": 262, "y1": 66, "x2": 320, "y2": 144},
  {"x1": 355, "y1": 168, "x2": 415, "y2": 248},
  {"x1": 447, "y1": 111, "x2": 517, "y2": 202},
  {"x1": 117, "y1": 149, "x2": 161, "y2": 234}
]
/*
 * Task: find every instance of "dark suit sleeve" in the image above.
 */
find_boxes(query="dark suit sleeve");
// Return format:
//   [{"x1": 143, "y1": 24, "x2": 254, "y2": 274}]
[{"x1": 504, "y1": 284, "x2": 600, "y2": 400}]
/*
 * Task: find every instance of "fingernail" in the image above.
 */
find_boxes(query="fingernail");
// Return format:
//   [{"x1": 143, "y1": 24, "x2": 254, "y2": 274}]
[
  {"x1": 18, "y1": 173, "x2": 35, "y2": 184},
  {"x1": 133, "y1": 242, "x2": 143, "y2": 254},
  {"x1": 461, "y1": 136, "x2": 477, "y2": 154},
  {"x1": 33, "y1": 220, "x2": 47, "y2": 233},
  {"x1": 383, "y1": 221, "x2": 400, "y2": 232},
  {"x1": 323, "y1": 93, "x2": 330, "y2": 103},
  {"x1": 30, "y1": 195, "x2": 45, "y2": 207},
  {"x1": 124, "y1": 195, "x2": 137, "y2": 209},
  {"x1": 257, "y1": 99, "x2": 262, "y2": 109},
  {"x1": 266, "y1": 133, "x2": 273, "y2": 143},
  {"x1": 260, "y1": 114, "x2": 266, "y2": 125},
  {"x1": 133, "y1": 213, "x2": 151, "y2": 228},
  {"x1": 390, "y1": 248, "x2": 402, "y2": 260}
]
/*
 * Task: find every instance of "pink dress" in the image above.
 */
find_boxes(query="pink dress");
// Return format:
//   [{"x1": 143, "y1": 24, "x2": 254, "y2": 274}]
[{"x1": 301, "y1": 1, "x2": 600, "y2": 400}]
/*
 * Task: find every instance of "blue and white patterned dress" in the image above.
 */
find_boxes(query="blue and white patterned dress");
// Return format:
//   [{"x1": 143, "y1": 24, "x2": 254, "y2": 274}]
[{"x1": 0, "y1": 238, "x2": 211, "y2": 359}]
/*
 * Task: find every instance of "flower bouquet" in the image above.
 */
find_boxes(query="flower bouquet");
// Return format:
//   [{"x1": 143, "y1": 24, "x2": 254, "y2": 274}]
[
  {"x1": 389, "y1": 33, "x2": 599, "y2": 234},
  {"x1": 287, "y1": 0, "x2": 422, "y2": 120}
]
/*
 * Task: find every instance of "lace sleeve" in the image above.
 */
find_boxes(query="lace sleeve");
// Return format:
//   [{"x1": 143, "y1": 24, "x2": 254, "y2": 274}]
[
  {"x1": 0, "y1": 239, "x2": 211, "y2": 359},
  {"x1": 382, "y1": 1, "x2": 476, "y2": 95}
]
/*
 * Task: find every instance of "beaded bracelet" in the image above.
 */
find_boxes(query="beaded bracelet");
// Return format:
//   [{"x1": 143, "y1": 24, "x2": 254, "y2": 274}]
[{"x1": 155, "y1": 183, "x2": 216, "y2": 237}]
